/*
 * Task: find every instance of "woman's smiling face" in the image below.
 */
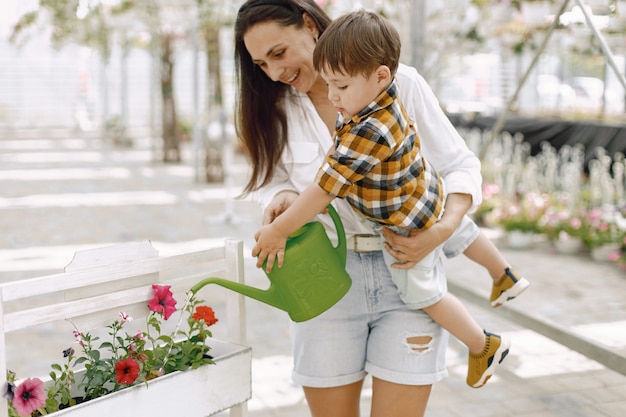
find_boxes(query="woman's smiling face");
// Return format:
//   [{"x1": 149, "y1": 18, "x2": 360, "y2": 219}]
[{"x1": 243, "y1": 17, "x2": 319, "y2": 94}]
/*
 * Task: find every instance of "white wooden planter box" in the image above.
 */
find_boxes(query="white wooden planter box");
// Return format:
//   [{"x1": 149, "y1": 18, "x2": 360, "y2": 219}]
[
  {"x1": 44, "y1": 339, "x2": 251, "y2": 417},
  {"x1": 1, "y1": 240, "x2": 251, "y2": 417}
]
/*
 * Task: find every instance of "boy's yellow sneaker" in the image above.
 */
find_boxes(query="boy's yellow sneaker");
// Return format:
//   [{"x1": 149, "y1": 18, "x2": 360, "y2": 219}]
[
  {"x1": 467, "y1": 331, "x2": 510, "y2": 388},
  {"x1": 490, "y1": 267, "x2": 530, "y2": 307}
]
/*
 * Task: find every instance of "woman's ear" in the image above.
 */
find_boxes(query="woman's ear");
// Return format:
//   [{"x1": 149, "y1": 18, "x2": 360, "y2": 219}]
[{"x1": 302, "y1": 12, "x2": 319, "y2": 39}]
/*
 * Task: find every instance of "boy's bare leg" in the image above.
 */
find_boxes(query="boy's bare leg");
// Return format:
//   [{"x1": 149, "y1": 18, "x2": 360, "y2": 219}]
[
  {"x1": 462, "y1": 231, "x2": 509, "y2": 282},
  {"x1": 461, "y1": 230, "x2": 530, "y2": 307},
  {"x1": 422, "y1": 293, "x2": 485, "y2": 353},
  {"x1": 423, "y1": 293, "x2": 510, "y2": 388}
]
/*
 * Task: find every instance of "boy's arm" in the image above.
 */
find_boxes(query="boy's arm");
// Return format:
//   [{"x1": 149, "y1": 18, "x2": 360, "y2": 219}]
[{"x1": 252, "y1": 184, "x2": 334, "y2": 272}]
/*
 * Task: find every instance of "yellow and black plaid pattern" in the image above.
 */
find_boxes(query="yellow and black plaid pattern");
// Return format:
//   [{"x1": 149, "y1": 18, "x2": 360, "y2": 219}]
[{"x1": 317, "y1": 79, "x2": 444, "y2": 230}]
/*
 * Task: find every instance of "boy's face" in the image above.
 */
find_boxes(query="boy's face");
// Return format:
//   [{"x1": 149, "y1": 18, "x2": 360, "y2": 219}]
[{"x1": 320, "y1": 66, "x2": 387, "y2": 119}]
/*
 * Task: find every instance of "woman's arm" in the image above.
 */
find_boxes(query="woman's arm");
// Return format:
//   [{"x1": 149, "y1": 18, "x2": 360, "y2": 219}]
[
  {"x1": 397, "y1": 64, "x2": 482, "y2": 209},
  {"x1": 381, "y1": 193, "x2": 472, "y2": 268},
  {"x1": 388, "y1": 65, "x2": 481, "y2": 265}
]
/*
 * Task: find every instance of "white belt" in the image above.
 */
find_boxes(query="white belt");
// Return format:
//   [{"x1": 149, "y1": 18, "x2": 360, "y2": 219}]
[{"x1": 346, "y1": 234, "x2": 383, "y2": 252}]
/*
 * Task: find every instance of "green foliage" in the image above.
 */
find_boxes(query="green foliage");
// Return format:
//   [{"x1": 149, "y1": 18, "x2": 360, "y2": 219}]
[
  {"x1": 9, "y1": 0, "x2": 131, "y2": 62},
  {"x1": 6, "y1": 288, "x2": 219, "y2": 415},
  {"x1": 500, "y1": 214, "x2": 543, "y2": 233}
]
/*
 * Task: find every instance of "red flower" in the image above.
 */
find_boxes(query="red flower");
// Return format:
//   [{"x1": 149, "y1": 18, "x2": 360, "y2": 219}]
[
  {"x1": 148, "y1": 284, "x2": 177, "y2": 320},
  {"x1": 115, "y1": 358, "x2": 140, "y2": 385},
  {"x1": 192, "y1": 306, "x2": 218, "y2": 326},
  {"x1": 12, "y1": 378, "x2": 46, "y2": 416}
]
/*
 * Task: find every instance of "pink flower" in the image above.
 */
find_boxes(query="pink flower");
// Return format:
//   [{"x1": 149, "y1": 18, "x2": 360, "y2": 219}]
[
  {"x1": 587, "y1": 208, "x2": 603, "y2": 222},
  {"x1": 115, "y1": 358, "x2": 140, "y2": 385},
  {"x1": 130, "y1": 351, "x2": 149, "y2": 363},
  {"x1": 148, "y1": 285, "x2": 177, "y2": 320},
  {"x1": 12, "y1": 378, "x2": 46, "y2": 416},
  {"x1": 608, "y1": 252, "x2": 621, "y2": 262},
  {"x1": 72, "y1": 328, "x2": 85, "y2": 346},
  {"x1": 482, "y1": 183, "x2": 500, "y2": 200},
  {"x1": 119, "y1": 311, "x2": 132, "y2": 324}
]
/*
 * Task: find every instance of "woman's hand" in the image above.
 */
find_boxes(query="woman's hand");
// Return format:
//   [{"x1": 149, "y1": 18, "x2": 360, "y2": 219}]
[
  {"x1": 262, "y1": 190, "x2": 299, "y2": 225},
  {"x1": 381, "y1": 193, "x2": 472, "y2": 269},
  {"x1": 381, "y1": 223, "x2": 451, "y2": 269}
]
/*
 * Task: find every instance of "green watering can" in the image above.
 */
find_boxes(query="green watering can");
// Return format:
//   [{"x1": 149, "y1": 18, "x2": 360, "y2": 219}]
[{"x1": 190, "y1": 205, "x2": 351, "y2": 322}]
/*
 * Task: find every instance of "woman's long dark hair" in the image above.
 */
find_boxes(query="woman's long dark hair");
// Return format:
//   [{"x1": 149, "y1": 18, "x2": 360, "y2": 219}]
[{"x1": 234, "y1": 0, "x2": 331, "y2": 195}]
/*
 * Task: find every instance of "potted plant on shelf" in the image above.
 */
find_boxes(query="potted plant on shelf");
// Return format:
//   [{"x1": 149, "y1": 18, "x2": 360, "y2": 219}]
[
  {"x1": 496, "y1": 191, "x2": 548, "y2": 249},
  {"x1": 541, "y1": 205, "x2": 587, "y2": 254},
  {"x1": 4, "y1": 285, "x2": 235, "y2": 417},
  {"x1": 500, "y1": 213, "x2": 543, "y2": 248},
  {"x1": 581, "y1": 206, "x2": 625, "y2": 261}
]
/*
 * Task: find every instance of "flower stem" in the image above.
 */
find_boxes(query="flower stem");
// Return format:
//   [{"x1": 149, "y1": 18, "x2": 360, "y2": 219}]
[{"x1": 158, "y1": 291, "x2": 193, "y2": 372}]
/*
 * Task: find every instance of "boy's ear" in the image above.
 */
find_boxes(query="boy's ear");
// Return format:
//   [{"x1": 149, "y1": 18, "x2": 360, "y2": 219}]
[{"x1": 376, "y1": 65, "x2": 392, "y2": 84}]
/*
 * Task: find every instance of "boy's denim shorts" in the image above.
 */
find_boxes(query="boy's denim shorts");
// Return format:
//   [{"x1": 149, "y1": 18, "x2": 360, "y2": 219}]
[
  {"x1": 380, "y1": 215, "x2": 481, "y2": 309},
  {"x1": 291, "y1": 250, "x2": 449, "y2": 388},
  {"x1": 443, "y1": 215, "x2": 481, "y2": 258}
]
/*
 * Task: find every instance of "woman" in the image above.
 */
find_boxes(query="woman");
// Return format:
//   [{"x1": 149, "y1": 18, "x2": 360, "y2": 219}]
[{"x1": 234, "y1": 1, "x2": 483, "y2": 416}]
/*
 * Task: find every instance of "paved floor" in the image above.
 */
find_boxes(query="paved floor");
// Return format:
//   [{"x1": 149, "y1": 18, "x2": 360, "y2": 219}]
[{"x1": 1, "y1": 129, "x2": 625, "y2": 417}]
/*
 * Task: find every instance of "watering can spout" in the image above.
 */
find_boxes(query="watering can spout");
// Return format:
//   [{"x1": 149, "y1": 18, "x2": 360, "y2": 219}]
[
  {"x1": 191, "y1": 205, "x2": 352, "y2": 322},
  {"x1": 190, "y1": 277, "x2": 288, "y2": 311}
]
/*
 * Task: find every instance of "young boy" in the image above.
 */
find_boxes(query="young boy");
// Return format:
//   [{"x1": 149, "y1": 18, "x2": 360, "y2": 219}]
[{"x1": 252, "y1": 9, "x2": 527, "y2": 388}]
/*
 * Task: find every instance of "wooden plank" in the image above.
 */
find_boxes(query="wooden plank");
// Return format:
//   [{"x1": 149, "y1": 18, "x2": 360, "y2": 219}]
[
  {"x1": 226, "y1": 240, "x2": 247, "y2": 346},
  {"x1": 4, "y1": 286, "x2": 151, "y2": 332},
  {"x1": 64, "y1": 241, "x2": 159, "y2": 271},
  {"x1": 65, "y1": 272, "x2": 228, "y2": 331},
  {"x1": 1, "y1": 246, "x2": 226, "y2": 302}
]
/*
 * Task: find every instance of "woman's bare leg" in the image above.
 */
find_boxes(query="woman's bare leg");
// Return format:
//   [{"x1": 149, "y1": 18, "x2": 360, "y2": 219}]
[
  {"x1": 303, "y1": 380, "x2": 363, "y2": 417},
  {"x1": 371, "y1": 377, "x2": 432, "y2": 417}
]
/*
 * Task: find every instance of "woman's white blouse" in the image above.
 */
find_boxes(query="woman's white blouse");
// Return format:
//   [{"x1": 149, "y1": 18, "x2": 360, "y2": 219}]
[{"x1": 255, "y1": 64, "x2": 483, "y2": 242}]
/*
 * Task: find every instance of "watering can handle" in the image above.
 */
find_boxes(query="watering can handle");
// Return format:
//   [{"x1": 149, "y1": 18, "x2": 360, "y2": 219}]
[{"x1": 326, "y1": 205, "x2": 347, "y2": 266}]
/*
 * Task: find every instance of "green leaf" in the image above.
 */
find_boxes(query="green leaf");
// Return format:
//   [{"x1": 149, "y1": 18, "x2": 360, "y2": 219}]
[
  {"x1": 99, "y1": 341, "x2": 114, "y2": 349},
  {"x1": 74, "y1": 356, "x2": 88, "y2": 366}
]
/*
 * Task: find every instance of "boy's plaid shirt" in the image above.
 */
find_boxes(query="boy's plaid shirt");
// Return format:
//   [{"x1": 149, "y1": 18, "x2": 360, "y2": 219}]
[{"x1": 317, "y1": 79, "x2": 444, "y2": 230}]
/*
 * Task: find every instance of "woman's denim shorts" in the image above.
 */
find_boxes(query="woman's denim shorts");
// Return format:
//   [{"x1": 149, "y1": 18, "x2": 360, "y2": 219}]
[{"x1": 291, "y1": 249, "x2": 449, "y2": 388}]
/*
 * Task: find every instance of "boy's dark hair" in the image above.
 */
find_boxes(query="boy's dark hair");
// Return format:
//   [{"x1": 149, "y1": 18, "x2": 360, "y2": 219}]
[{"x1": 313, "y1": 9, "x2": 401, "y2": 78}]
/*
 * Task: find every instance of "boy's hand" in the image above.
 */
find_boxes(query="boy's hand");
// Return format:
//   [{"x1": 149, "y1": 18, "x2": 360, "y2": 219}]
[{"x1": 252, "y1": 224, "x2": 288, "y2": 273}]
